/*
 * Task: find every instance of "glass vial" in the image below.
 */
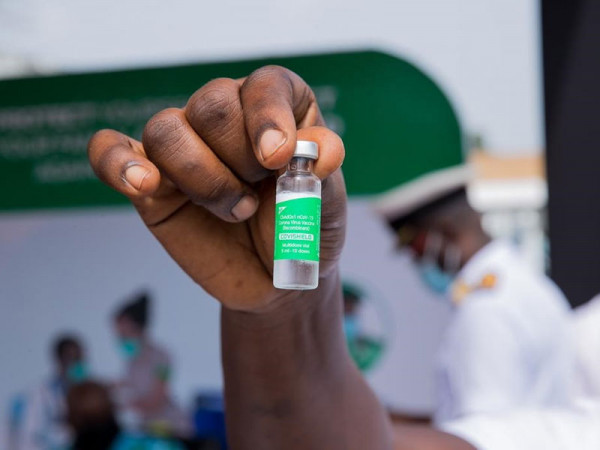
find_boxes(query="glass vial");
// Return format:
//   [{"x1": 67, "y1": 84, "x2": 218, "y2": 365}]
[{"x1": 273, "y1": 141, "x2": 321, "y2": 290}]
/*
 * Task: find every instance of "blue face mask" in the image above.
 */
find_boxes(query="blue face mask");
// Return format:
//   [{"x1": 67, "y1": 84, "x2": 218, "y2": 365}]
[
  {"x1": 66, "y1": 361, "x2": 89, "y2": 383},
  {"x1": 416, "y1": 231, "x2": 461, "y2": 296},
  {"x1": 418, "y1": 261, "x2": 455, "y2": 295},
  {"x1": 343, "y1": 316, "x2": 360, "y2": 340},
  {"x1": 118, "y1": 338, "x2": 141, "y2": 360}
]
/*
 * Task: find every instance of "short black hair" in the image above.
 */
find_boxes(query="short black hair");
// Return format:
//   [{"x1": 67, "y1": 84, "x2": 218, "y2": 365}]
[
  {"x1": 114, "y1": 291, "x2": 151, "y2": 330},
  {"x1": 53, "y1": 334, "x2": 82, "y2": 361},
  {"x1": 67, "y1": 381, "x2": 120, "y2": 445},
  {"x1": 388, "y1": 187, "x2": 468, "y2": 232}
]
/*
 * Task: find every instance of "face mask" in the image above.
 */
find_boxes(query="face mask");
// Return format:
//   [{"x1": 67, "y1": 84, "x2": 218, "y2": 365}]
[
  {"x1": 66, "y1": 361, "x2": 89, "y2": 383},
  {"x1": 417, "y1": 232, "x2": 460, "y2": 296},
  {"x1": 344, "y1": 316, "x2": 360, "y2": 340},
  {"x1": 118, "y1": 338, "x2": 141, "y2": 360},
  {"x1": 418, "y1": 261, "x2": 455, "y2": 295}
]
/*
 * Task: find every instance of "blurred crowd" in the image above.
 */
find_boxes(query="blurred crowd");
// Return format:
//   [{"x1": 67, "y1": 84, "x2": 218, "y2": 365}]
[{"x1": 7, "y1": 293, "x2": 225, "y2": 450}]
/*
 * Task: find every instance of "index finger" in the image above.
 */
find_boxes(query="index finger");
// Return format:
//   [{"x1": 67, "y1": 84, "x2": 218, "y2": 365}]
[{"x1": 240, "y1": 65, "x2": 323, "y2": 170}]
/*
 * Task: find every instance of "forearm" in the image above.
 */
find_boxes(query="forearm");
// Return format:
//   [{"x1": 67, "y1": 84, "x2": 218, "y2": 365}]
[{"x1": 221, "y1": 271, "x2": 394, "y2": 450}]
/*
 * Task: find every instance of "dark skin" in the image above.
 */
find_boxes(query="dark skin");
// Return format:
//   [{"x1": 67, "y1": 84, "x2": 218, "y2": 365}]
[
  {"x1": 406, "y1": 198, "x2": 491, "y2": 269},
  {"x1": 88, "y1": 65, "x2": 475, "y2": 450},
  {"x1": 57, "y1": 342, "x2": 84, "y2": 382}
]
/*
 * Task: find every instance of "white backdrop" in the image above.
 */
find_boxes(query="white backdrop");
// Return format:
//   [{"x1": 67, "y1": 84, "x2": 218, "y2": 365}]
[{"x1": 0, "y1": 0, "x2": 542, "y2": 153}]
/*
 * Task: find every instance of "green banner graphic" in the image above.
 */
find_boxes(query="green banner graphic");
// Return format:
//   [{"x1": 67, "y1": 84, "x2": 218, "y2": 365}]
[{"x1": 0, "y1": 50, "x2": 461, "y2": 210}]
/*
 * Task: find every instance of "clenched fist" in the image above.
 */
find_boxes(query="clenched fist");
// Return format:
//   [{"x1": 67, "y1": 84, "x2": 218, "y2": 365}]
[{"x1": 88, "y1": 66, "x2": 347, "y2": 312}]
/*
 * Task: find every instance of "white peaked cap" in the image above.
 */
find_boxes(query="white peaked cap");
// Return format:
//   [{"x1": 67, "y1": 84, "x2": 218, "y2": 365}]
[{"x1": 371, "y1": 164, "x2": 474, "y2": 224}]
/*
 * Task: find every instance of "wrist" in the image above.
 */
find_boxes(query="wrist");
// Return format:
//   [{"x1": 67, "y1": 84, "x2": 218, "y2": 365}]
[{"x1": 221, "y1": 269, "x2": 341, "y2": 331}]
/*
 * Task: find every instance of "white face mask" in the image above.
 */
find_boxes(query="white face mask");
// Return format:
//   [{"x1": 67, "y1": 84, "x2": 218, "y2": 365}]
[{"x1": 417, "y1": 232, "x2": 461, "y2": 296}]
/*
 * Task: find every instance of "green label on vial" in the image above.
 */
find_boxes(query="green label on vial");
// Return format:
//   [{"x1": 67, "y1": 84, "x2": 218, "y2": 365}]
[{"x1": 274, "y1": 196, "x2": 321, "y2": 261}]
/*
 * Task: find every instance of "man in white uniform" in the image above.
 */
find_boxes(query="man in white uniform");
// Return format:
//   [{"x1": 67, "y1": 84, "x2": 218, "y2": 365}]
[
  {"x1": 373, "y1": 165, "x2": 574, "y2": 425},
  {"x1": 438, "y1": 399, "x2": 600, "y2": 450}
]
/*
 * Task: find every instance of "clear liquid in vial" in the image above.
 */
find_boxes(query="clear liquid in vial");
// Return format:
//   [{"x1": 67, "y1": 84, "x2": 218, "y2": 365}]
[{"x1": 273, "y1": 259, "x2": 319, "y2": 290}]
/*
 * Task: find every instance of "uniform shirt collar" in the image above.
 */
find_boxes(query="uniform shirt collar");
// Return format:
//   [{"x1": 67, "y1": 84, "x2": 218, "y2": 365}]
[{"x1": 454, "y1": 240, "x2": 515, "y2": 287}]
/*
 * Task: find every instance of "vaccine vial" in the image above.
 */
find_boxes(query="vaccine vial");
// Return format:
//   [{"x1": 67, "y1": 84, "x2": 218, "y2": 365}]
[{"x1": 273, "y1": 140, "x2": 321, "y2": 290}]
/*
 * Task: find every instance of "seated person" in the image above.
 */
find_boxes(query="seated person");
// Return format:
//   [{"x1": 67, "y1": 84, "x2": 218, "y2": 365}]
[{"x1": 67, "y1": 381, "x2": 185, "y2": 450}]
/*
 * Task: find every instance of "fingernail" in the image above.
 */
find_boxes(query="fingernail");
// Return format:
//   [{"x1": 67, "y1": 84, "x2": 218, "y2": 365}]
[
  {"x1": 122, "y1": 164, "x2": 150, "y2": 191},
  {"x1": 259, "y1": 129, "x2": 286, "y2": 161},
  {"x1": 231, "y1": 195, "x2": 258, "y2": 221}
]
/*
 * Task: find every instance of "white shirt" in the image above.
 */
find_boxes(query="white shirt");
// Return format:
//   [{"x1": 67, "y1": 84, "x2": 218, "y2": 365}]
[
  {"x1": 434, "y1": 240, "x2": 574, "y2": 425},
  {"x1": 17, "y1": 377, "x2": 71, "y2": 450},
  {"x1": 440, "y1": 399, "x2": 600, "y2": 450},
  {"x1": 572, "y1": 294, "x2": 600, "y2": 398}
]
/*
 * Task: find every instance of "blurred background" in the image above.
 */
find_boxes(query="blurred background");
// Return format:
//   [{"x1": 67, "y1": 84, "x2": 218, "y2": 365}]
[{"x1": 2, "y1": 0, "x2": 598, "y2": 448}]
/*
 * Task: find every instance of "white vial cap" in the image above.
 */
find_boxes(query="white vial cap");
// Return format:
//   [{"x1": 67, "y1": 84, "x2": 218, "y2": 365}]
[{"x1": 294, "y1": 140, "x2": 318, "y2": 160}]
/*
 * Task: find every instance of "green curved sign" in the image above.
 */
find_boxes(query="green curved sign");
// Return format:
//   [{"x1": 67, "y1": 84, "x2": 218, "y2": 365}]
[{"x1": 0, "y1": 50, "x2": 462, "y2": 210}]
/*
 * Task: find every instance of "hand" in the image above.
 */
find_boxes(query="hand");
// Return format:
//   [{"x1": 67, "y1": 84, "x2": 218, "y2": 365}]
[{"x1": 88, "y1": 66, "x2": 346, "y2": 312}]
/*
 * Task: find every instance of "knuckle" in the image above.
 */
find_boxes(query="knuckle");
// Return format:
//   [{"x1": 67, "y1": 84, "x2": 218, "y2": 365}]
[
  {"x1": 93, "y1": 146, "x2": 117, "y2": 180},
  {"x1": 203, "y1": 174, "x2": 232, "y2": 205},
  {"x1": 90, "y1": 141, "x2": 126, "y2": 184},
  {"x1": 243, "y1": 65, "x2": 315, "y2": 124},
  {"x1": 250, "y1": 65, "x2": 289, "y2": 82},
  {"x1": 186, "y1": 79, "x2": 239, "y2": 133},
  {"x1": 187, "y1": 173, "x2": 232, "y2": 208},
  {"x1": 243, "y1": 66, "x2": 287, "y2": 95},
  {"x1": 142, "y1": 109, "x2": 187, "y2": 158},
  {"x1": 87, "y1": 129, "x2": 116, "y2": 159},
  {"x1": 294, "y1": 82, "x2": 316, "y2": 108},
  {"x1": 245, "y1": 65, "x2": 296, "y2": 95}
]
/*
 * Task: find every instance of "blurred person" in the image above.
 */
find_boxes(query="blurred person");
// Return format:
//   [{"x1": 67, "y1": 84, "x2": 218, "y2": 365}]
[
  {"x1": 67, "y1": 381, "x2": 185, "y2": 450},
  {"x1": 112, "y1": 291, "x2": 190, "y2": 437},
  {"x1": 372, "y1": 169, "x2": 574, "y2": 424},
  {"x1": 17, "y1": 334, "x2": 89, "y2": 450},
  {"x1": 87, "y1": 66, "x2": 599, "y2": 449}
]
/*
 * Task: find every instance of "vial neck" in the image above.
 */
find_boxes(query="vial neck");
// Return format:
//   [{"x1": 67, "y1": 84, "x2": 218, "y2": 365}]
[{"x1": 287, "y1": 157, "x2": 314, "y2": 173}]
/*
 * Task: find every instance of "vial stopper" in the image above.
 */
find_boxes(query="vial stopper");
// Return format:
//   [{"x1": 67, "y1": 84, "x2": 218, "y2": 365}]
[{"x1": 293, "y1": 140, "x2": 318, "y2": 160}]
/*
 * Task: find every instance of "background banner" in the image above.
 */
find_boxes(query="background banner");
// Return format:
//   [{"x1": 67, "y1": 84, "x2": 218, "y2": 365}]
[{"x1": 0, "y1": 50, "x2": 461, "y2": 209}]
